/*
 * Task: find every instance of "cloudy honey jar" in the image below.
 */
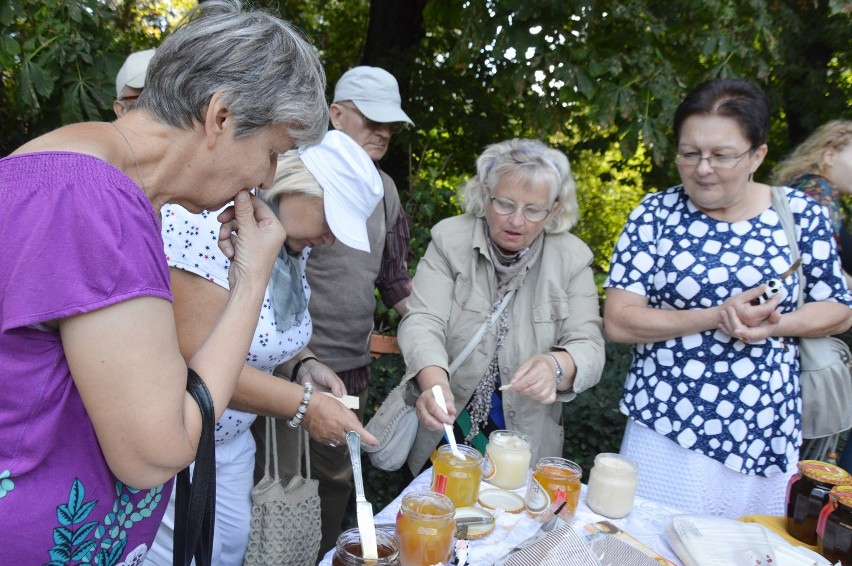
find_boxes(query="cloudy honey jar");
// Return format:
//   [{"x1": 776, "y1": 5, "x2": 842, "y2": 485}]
[{"x1": 585, "y1": 453, "x2": 639, "y2": 519}]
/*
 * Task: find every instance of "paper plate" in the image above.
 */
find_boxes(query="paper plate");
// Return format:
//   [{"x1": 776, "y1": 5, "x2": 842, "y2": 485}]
[
  {"x1": 477, "y1": 488, "x2": 525, "y2": 514},
  {"x1": 454, "y1": 506, "x2": 495, "y2": 539}
]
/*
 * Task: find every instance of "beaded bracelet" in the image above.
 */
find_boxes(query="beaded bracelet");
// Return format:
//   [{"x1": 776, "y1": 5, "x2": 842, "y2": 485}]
[
  {"x1": 290, "y1": 356, "x2": 318, "y2": 382},
  {"x1": 287, "y1": 382, "x2": 314, "y2": 428}
]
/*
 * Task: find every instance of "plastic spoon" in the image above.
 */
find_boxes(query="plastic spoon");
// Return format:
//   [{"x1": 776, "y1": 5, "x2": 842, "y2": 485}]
[{"x1": 432, "y1": 384, "x2": 465, "y2": 460}]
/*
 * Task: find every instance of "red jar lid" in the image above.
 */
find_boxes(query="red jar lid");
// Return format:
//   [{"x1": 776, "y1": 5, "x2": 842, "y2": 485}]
[{"x1": 797, "y1": 460, "x2": 851, "y2": 486}]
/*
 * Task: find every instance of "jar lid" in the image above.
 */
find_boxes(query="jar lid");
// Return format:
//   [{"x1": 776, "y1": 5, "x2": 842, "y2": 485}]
[
  {"x1": 797, "y1": 460, "x2": 851, "y2": 485},
  {"x1": 454, "y1": 507, "x2": 495, "y2": 539},
  {"x1": 830, "y1": 485, "x2": 852, "y2": 507},
  {"x1": 477, "y1": 488, "x2": 526, "y2": 513}
]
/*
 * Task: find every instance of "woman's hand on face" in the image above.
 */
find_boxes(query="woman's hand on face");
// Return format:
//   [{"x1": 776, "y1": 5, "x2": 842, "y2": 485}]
[
  {"x1": 301, "y1": 393, "x2": 377, "y2": 447},
  {"x1": 505, "y1": 354, "x2": 558, "y2": 404},
  {"x1": 217, "y1": 190, "x2": 286, "y2": 287},
  {"x1": 718, "y1": 285, "x2": 782, "y2": 342},
  {"x1": 298, "y1": 361, "x2": 346, "y2": 397},
  {"x1": 415, "y1": 381, "x2": 456, "y2": 431}
]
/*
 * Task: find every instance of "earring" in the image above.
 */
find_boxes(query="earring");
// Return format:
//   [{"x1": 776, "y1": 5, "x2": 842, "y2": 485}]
[{"x1": 748, "y1": 173, "x2": 754, "y2": 183}]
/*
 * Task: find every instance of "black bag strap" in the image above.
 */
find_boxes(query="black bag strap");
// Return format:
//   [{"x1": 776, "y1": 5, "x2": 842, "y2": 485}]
[{"x1": 173, "y1": 369, "x2": 216, "y2": 566}]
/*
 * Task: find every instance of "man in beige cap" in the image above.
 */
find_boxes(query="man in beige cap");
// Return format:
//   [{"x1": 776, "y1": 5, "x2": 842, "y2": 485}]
[
  {"x1": 113, "y1": 48, "x2": 155, "y2": 117},
  {"x1": 272, "y1": 66, "x2": 415, "y2": 559}
]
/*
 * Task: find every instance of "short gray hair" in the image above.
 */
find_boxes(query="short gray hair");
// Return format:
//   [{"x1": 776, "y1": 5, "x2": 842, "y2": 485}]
[
  {"x1": 138, "y1": 0, "x2": 327, "y2": 147},
  {"x1": 461, "y1": 138, "x2": 579, "y2": 234},
  {"x1": 260, "y1": 151, "x2": 323, "y2": 215}
]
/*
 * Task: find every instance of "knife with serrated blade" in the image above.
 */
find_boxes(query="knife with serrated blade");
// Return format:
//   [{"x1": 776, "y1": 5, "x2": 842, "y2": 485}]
[{"x1": 347, "y1": 431, "x2": 378, "y2": 561}]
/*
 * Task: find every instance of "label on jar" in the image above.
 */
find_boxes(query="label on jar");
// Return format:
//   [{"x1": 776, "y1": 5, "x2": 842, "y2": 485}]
[
  {"x1": 482, "y1": 453, "x2": 495, "y2": 481},
  {"x1": 525, "y1": 476, "x2": 565, "y2": 515}
]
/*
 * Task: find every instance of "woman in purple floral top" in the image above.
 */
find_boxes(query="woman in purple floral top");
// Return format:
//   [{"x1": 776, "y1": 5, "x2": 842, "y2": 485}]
[{"x1": 0, "y1": 1, "x2": 328, "y2": 563}]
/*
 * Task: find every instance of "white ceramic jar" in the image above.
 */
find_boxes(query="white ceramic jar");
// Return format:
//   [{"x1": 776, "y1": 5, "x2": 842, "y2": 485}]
[{"x1": 585, "y1": 453, "x2": 638, "y2": 519}]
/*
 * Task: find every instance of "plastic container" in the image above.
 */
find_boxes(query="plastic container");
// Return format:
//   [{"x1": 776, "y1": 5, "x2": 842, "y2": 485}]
[
  {"x1": 332, "y1": 528, "x2": 400, "y2": 566},
  {"x1": 483, "y1": 430, "x2": 532, "y2": 490},
  {"x1": 585, "y1": 453, "x2": 639, "y2": 519},
  {"x1": 785, "y1": 460, "x2": 851, "y2": 545}
]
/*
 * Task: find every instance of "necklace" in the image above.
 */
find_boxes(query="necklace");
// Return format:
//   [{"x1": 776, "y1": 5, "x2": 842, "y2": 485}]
[{"x1": 110, "y1": 122, "x2": 147, "y2": 191}]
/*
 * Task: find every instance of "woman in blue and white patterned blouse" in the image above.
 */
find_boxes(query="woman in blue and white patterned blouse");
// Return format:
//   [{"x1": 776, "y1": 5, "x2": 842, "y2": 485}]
[{"x1": 604, "y1": 78, "x2": 852, "y2": 518}]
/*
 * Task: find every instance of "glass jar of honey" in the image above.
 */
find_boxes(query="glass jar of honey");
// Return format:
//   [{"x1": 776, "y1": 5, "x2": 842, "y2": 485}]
[
  {"x1": 585, "y1": 453, "x2": 639, "y2": 519},
  {"x1": 483, "y1": 430, "x2": 532, "y2": 490},
  {"x1": 525, "y1": 457, "x2": 582, "y2": 518},
  {"x1": 332, "y1": 528, "x2": 400, "y2": 566},
  {"x1": 817, "y1": 485, "x2": 852, "y2": 566},
  {"x1": 431, "y1": 444, "x2": 483, "y2": 507},
  {"x1": 785, "y1": 460, "x2": 851, "y2": 545},
  {"x1": 395, "y1": 490, "x2": 456, "y2": 566}
]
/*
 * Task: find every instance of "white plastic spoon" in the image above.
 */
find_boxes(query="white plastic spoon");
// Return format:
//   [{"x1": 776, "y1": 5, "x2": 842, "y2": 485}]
[{"x1": 432, "y1": 384, "x2": 465, "y2": 460}]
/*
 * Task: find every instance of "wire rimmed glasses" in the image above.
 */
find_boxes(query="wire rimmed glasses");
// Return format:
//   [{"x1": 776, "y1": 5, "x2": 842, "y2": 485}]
[
  {"x1": 488, "y1": 194, "x2": 554, "y2": 222},
  {"x1": 675, "y1": 148, "x2": 752, "y2": 169}
]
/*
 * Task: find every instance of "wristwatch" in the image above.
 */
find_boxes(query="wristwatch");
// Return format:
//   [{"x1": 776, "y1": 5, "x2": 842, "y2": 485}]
[{"x1": 547, "y1": 353, "x2": 564, "y2": 386}]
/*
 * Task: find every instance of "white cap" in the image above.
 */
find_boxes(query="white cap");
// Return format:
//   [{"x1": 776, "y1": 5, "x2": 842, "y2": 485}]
[
  {"x1": 299, "y1": 130, "x2": 384, "y2": 252},
  {"x1": 333, "y1": 66, "x2": 414, "y2": 126},
  {"x1": 115, "y1": 49, "x2": 156, "y2": 98}
]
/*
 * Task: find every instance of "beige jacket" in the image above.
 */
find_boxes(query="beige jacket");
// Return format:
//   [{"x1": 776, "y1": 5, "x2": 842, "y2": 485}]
[{"x1": 398, "y1": 214, "x2": 605, "y2": 475}]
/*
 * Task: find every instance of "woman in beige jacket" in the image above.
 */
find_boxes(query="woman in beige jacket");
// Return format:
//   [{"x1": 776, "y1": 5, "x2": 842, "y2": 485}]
[{"x1": 398, "y1": 138, "x2": 605, "y2": 477}]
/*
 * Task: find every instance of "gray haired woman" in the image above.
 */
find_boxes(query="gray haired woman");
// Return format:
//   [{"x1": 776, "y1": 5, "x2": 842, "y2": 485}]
[
  {"x1": 0, "y1": 1, "x2": 327, "y2": 563},
  {"x1": 398, "y1": 138, "x2": 605, "y2": 477}
]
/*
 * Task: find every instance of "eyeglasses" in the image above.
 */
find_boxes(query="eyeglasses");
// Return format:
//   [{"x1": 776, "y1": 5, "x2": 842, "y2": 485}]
[
  {"x1": 117, "y1": 95, "x2": 139, "y2": 110},
  {"x1": 488, "y1": 194, "x2": 554, "y2": 222},
  {"x1": 339, "y1": 103, "x2": 405, "y2": 134},
  {"x1": 675, "y1": 148, "x2": 752, "y2": 169}
]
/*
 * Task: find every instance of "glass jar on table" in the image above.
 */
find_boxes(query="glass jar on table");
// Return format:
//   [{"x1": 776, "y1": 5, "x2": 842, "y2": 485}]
[
  {"x1": 431, "y1": 443, "x2": 483, "y2": 507},
  {"x1": 786, "y1": 460, "x2": 851, "y2": 545},
  {"x1": 585, "y1": 453, "x2": 638, "y2": 519},
  {"x1": 525, "y1": 457, "x2": 582, "y2": 519},
  {"x1": 332, "y1": 528, "x2": 400, "y2": 566},
  {"x1": 395, "y1": 490, "x2": 456, "y2": 566},
  {"x1": 483, "y1": 430, "x2": 532, "y2": 490}
]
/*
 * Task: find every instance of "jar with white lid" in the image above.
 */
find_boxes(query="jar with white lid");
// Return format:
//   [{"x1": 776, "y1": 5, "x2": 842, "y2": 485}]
[{"x1": 585, "y1": 453, "x2": 638, "y2": 519}]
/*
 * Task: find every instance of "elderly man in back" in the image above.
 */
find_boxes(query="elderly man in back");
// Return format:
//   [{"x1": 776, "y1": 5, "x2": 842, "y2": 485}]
[
  {"x1": 261, "y1": 66, "x2": 415, "y2": 559},
  {"x1": 113, "y1": 49, "x2": 155, "y2": 117}
]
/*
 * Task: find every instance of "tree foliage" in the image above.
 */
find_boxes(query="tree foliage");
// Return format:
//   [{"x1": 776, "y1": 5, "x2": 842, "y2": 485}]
[{"x1": 1, "y1": 0, "x2": 849, "y2": 274}]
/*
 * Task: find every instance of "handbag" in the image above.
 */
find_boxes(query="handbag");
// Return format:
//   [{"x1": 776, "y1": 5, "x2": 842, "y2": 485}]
[
  {"x1": 771, "y1": 186, "x2": 852, "y2": 439},
  {"x1": 243, "y1": 417, "x2": 321, "y2": 566},
  {"x1": 173, "y1": 369, "x2": 216, "y2": 566},
  {"x1": 362, "y1": 290, "x2": 515, "y2": 472}
]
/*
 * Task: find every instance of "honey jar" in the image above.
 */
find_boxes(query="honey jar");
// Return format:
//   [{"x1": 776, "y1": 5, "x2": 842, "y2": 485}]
[
  {"x1": 585, "y1": 453, "x2": 639, "y2": 519},
  {"x1": 785, "y1": 460, "x2": 851, "y2": 545},
  {"x1": 816, "y1": 485, "x2": 852, "y2": 566},
  {"x1": 483, "y1": 430, "x2": 532, "y2": 490},
  {"x1": 431, "y1": 444, "x2": 483, "y2": 507},
  {"x1": 525, "y1": 457, "x2": 582, "y2": 518},
  {"x1": 332, "y1": 528, "x2": 400, "y2": 566},
  {"x1": 395, "y1": 490, "x2": 456, "y2": 566}
]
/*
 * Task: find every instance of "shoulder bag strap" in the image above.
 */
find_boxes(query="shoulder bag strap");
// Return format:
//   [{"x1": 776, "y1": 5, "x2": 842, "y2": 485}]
[
  {"x1": 448, "y1": 289, "x2": 515, "y2": 374},
  {"x1": 173, "y1": 369, "x2": 216, "y2": 566},
  {"x1": 771, "y1": 186, "x2": 805, "y2": 308}
]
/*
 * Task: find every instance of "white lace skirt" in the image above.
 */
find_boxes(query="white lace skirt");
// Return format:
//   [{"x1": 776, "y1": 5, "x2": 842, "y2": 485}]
[{"x1": 620, "y1": 419, "x2": 797, "y2": 518}]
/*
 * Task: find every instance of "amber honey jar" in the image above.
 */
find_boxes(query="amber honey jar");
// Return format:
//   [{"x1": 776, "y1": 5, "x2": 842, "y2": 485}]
[
  {"x1": 525, "y1": 457, "x2": 582, "y2": 518},
  {"x1": 332, "y1": 528, "x2": 400, "y2": 566},
  {"x1": 431, "y1": 444, "x2": 483, "y2": 507},
  {"x1": 817, "y1": 485, "x2": 852, "y2": 566},
  {"x1": 395, "y1": 490, "x2": 455, "y2": 566},
  {"x1": 786, "y1": 460, "x2": 851, "y2": 545}
]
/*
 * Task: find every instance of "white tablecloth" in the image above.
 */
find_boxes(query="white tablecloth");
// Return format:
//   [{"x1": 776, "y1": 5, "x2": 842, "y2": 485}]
[{"x1": 319, "y1": 468, "x2": 685, "y2": 565}]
